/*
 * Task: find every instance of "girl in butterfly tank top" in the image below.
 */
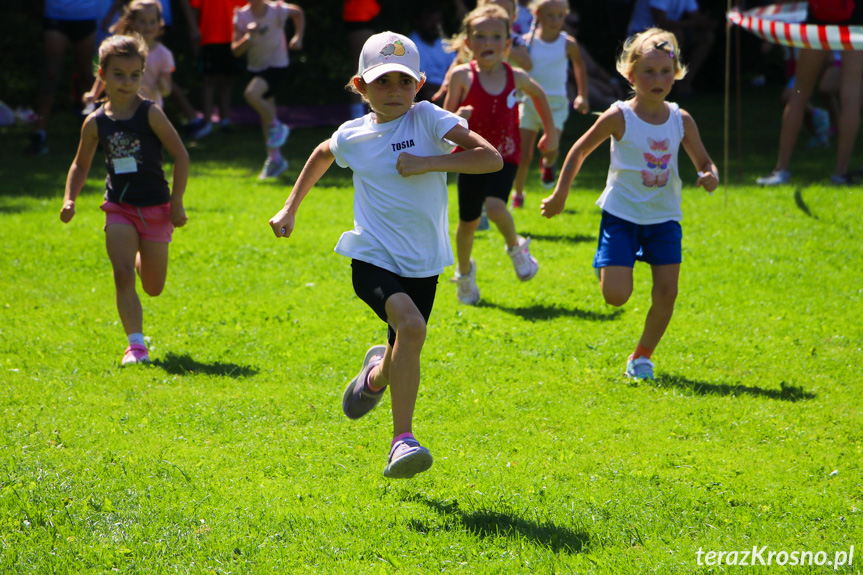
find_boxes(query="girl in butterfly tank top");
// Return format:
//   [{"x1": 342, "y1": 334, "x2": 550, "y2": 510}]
[{"x1": 540, "y1": 28, "x2": 718, "y2": 381}]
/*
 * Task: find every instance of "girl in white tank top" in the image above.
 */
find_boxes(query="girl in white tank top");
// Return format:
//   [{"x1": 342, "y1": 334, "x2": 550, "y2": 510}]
[
  {"x1": 539, "y1": 28, "x2": 719, "y2": 381},
  {"x1": 511, "y1": 0, "x2": 589, "y2": 206}
]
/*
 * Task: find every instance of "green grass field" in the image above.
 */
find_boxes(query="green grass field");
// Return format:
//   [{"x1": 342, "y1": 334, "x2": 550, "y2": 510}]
[{"x1": 1, "y1": 89, "x2": 861, "y2": 574}]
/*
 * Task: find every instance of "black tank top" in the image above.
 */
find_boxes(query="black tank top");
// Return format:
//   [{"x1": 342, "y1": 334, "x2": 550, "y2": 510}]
[{"x1": 95, "y1": 99, "x2": 170, "y2": 207}]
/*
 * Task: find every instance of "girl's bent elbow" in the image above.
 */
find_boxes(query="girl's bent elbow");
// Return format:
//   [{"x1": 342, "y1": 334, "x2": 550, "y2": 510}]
[{"x1": 176, "y1": 148, "x2": 190, "y2": 166}]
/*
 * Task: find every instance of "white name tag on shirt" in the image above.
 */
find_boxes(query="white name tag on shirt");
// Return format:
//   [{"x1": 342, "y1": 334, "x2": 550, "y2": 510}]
[{"x1": 113, "y1": 157, "x2": 138, "y2": 174}]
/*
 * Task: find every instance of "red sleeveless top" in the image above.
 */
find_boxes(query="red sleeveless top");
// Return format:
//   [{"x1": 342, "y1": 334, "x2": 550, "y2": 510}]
[{"x1": 454, "y1": 61, "x2": 521, "y2": 165}]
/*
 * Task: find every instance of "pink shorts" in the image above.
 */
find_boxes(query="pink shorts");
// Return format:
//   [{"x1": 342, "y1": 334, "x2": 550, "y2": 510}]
[{"x1": 101, "y1": 200, "x2": 174, "y2": 243}]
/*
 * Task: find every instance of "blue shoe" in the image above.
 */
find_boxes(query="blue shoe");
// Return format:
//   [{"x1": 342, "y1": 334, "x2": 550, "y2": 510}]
[
  {"x1": 187, "y1": 118, "x2": 212, "y2": 140},
  {"x1": 342, "y1": 345, "x2": 386, "y2": 419},
  {"x1": 267, "y1": 122, "x2": 290, "y2": 148},
  {"x1": 625, "y1": 356, "x2": 654, "y2": 380},
  {"x1": 830, "y1": 174, "x2": 855, "y2": 186},
  {"x1": 383, "y1": 438, "x2": 433, "y2": 479},
  {"x1": 812, "y1": 107, "x2": 830, "y2": 137},
  {"x1": 477, "y1": 205, "x2": 490, "y2": 230}
]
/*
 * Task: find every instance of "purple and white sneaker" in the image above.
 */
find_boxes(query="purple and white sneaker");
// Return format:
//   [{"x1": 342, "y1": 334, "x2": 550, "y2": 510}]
[
  {"x1": 384, "y1": 438, "x2": 433, "y2": 479},
  {"x1": 342, "y1": 345, "x2": 386, "y2": 419}
]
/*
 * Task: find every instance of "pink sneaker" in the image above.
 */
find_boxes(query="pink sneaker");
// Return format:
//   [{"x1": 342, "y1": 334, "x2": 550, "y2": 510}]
[
  {"x1": 511, "y1": 192, "x2": 524, "y2": 208},
  {"x1": 121, "y1": 343, "x2": 150, "y2": 366}
]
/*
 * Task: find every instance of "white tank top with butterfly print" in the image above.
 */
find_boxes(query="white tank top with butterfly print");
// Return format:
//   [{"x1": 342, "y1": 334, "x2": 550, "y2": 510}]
[{"x1": 596, "y1": 100, "x2": 684, "y2": 225}]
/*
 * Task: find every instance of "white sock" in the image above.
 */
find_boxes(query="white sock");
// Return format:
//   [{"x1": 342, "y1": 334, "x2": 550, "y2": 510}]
[{"x1": 127, "y1": 333, "x2": 145, "y2": 347}]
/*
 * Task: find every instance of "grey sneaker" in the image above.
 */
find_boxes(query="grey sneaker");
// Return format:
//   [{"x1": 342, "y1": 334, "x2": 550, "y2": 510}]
[
  {"x1": 259, "y1": 157, "x2": 289, "y2": 180},
  {"x1": 755, "y1": 169, "x2": 790, "y2": 186},
  {"x1": 383, "y1": 438, "x2": 433, "y2": 479},
  {"x1": 453, "y1": 259, "x2": 480, "y2": 305},
  {"x1": 342, "y1": 345, "x2": 386, "y2": 419},
  {"x1": 625, "y1": 356, "x2": 655, "y2": 380},
  {"x1": 507, "y1": 236, "x2": 538, "y2": 281}
]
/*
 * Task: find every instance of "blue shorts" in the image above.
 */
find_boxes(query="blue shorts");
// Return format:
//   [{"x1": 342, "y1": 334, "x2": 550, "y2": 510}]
[{"x1": 593, "y1": 211, "x2": 682, "y2": 268}]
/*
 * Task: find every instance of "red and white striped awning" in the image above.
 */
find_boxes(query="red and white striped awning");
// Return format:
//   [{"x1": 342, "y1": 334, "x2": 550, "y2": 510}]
[{"x1": 727, "y1": 2, "x2": 863, "y2": 50}]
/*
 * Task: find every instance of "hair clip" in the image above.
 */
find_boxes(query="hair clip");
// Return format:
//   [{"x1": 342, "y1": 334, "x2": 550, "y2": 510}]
[{"x1": 655, "y1": 41, "x2": 674, "y2": 59}]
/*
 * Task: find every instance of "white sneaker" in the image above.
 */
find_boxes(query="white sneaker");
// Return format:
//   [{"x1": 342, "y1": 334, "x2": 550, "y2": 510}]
[
  {"x1": 507, "y1": 236, "x2": 538, "y2": 281},
  {"x1": 755, "y1": 169, "x2": 790, "y2": 186},
  {"x1": 453, "y1": 259, "x2": 480, "y2": 305}
]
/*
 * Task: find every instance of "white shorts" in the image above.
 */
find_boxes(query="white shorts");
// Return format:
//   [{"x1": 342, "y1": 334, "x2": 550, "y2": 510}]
[{"x1": 519, "y1": 94, "x2": 570, "y2": 133}]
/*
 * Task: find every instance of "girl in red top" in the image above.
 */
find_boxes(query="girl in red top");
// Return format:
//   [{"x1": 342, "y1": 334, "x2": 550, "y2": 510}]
[{"x1": 443, "y1": 4, "x2": 558, "y2": 305}]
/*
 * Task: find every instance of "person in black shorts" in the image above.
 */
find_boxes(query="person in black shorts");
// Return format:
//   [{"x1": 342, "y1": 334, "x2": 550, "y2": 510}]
[{"x1": 28, "y1": 1, "x2": 98, "y2": 155}]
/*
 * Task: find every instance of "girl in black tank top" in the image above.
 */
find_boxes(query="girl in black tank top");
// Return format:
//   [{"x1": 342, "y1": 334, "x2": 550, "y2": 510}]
[{"x1": 60, "y1": 34, "x2": 189, "y2": 366}]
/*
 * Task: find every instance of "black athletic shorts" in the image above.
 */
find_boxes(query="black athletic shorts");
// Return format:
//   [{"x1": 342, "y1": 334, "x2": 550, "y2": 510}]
[
  {"x1": 351, "y1": 259, "x2": 439, "y2": 346},
  {"x1": 456, "y1": 162, "x2": 517, "y2": 222},
  {"x1": 43, "y1": 18, "x2": 96, "y2": 42},
  {"x1": 251, "y1": 66, "x2": 288, "y2": 99}
]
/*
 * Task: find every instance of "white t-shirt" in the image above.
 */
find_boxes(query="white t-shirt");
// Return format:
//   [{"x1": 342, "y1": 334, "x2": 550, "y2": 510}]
[
  {"x1": 628, "y1": 0, "x2": 700, "y2": 33},
  {"x1": 596, "y1": 100, "x2": 685, "y2": 225},
  {"x1": 330, "y1": 101, "x2": 466, "y2": 277},
  {"x1": 234, "y1": 1, "x2": 291, "y2": 72}
]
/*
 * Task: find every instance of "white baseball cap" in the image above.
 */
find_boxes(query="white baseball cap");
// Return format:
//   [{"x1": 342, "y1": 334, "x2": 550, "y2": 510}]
[{"x1": 358, "y1": 31, "x2": 422, "y2": 83}]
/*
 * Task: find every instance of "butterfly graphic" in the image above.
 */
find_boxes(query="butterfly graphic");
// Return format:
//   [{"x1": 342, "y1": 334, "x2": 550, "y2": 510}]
[
  {"x1": 641, "y1": 170, "x2": 669, "y2": 188},
  {"x1": 648, "y1": 138, "x2": 669, "y2": 151},
  {"x1": 644, "y1": 153, "x2": 671, "y2": 169}
]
